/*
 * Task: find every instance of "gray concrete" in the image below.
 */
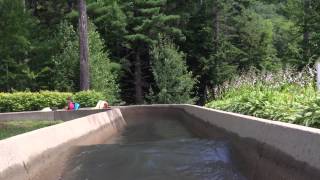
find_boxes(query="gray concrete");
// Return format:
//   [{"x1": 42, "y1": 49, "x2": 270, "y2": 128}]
[
  {"x1": 181, "y1": 105, "x2": 320, "y2": 170},
  {"x1": 120, "y1": 104, "x2": 320, "y2": 170},
  {"x1": 0, "y1": 109, "x2": 126, "y2": 180},
  {"x1": 0, "y1": 109, "x2": 108, "y2": 121},
  {"x1": 120, "y1": 105, "x2": 320, "y2": 179},
  {"x1": 0, "y1": 105, "x2": 320, "y2": 180}
]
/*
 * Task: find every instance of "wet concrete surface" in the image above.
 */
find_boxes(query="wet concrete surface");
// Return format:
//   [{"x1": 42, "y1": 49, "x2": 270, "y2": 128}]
[{"x1": 59, "y1": 118, "x2": 246, "y2": 180}]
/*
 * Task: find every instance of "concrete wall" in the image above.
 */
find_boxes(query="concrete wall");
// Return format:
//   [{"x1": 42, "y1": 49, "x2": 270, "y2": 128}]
[
  {"x1": 180, "y1": 105, "x2": 320, "y2": 170},
  {"x1": 119, "y1": 105, "x2": 320, "y2": 179},
  {"x1": 121, "y1": 104, "x2": 320, "y2": 170},
  {"x1": 1, "y1": 104, "x2": 320, "y2": 180},
  {"x1": 0, "y1": 108, "x2": 126, "y2": 180},
  {"x1": 0, "y1": 109, "x2": 108, "y2": 122}
]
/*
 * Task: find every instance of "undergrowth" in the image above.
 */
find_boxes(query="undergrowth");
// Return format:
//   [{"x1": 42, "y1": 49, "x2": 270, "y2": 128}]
[{"x1": 206, "y1": 67, "x2": 320, "y2": 128}]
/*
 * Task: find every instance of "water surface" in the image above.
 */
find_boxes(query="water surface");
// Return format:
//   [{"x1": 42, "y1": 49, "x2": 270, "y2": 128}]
[{"x1": 60, "y1": 118, "x2": 246, "y2": 180}]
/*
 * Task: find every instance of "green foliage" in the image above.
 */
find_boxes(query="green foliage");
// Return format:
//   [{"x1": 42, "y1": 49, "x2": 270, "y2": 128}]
[
  {"x1": 0, "y1": 0, "x2": 36, "y2": 91},
  {"x1": 124, "y1": 0, "x2": 184, "y2": 47},
  {"x1": 51, "y1": 21, "x2": 80, "y2": 92},
  {"x1": 235, "y1": 4, "x2": 279, "y2": 70},
  {"x1": 285, "y1": 0, "x2": 320, "y2": 66},
  {"x1": 206, "y1": 67, "x2": 320, "y2": 128},
  {"x1": 119, "y1": 0, "x2": 185, "y2": 104},
  {"x1": 0, "y1": 91, "x2": 72, "y2": 112},
  {"x1": 1, "y1": 0, "x2": 319, "y2": 106},
  {"x1": 0, "y1": 120, "x2": 62, "y2": 140},
  {"x1": 73, "y1": 91, "x2": 105, "y2": 107},
  {"x1": 0, "y1": 91, "x2": 105, "y2": 112},
  {"x1": 88, "y1": 1, "x2": 127, "y2": 60},
  {"x1": 88, "y1": 23, "x2": 120, "y2": 104},
  {"x1": 149, "y1": 36, "x2": 195, "y2": 104},
  {"x1": 50, "y1": 21, "x2": 120, "y2": 104}
]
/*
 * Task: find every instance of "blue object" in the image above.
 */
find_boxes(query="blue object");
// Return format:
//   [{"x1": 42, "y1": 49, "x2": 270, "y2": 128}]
[{"x1": 74, "y1": 103, "x2": 80, "y2": 110}]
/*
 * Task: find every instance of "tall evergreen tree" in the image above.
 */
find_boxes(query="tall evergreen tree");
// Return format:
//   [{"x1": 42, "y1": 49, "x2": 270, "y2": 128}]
[
  {"x1": 121, "y1": 0, "x2": 184, "y2": 104},
  {"x1": 87, "y1": 0, "x2": 127, "y2": 60},
  {"x1": 1, "y1": 0, "x2": 318, "y2": 105},
  {"x1": 180, "y1": 0, "x2": 240, "y2": 104},
  {"x1": 149, "y1": 36, "x2": 195, "y2": 104},
  {"x1": 234, "y1": 3, "x2": 279, "y2": 70},
  {"x1": 51, "y1": 20, "x2": 120, "y2": 101},
  {"x1": 285, "y1": 0, "x2": 320, "y2": 67},
  {"x1": 89, "y1": 23, "x2": 120, "y2": 104},
  {"x1": 51, "y1": 21, "x2": 79, "y2": 92},
  {"x1": 0, "y1": 0, "x2": 35, "y2": 91}
]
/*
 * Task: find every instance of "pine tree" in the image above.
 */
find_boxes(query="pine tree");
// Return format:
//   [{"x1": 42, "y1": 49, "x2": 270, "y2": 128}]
[
  {"x1": 51, "y1": 21, "x2": 80, "y2": 92},
  {"x1": 234, "y1": 3, "x2": 279, "y2": 71},
  {"x1": 285, "y1": 0, "x2": 320, "y2": 67},
  {"x1": 121, "y1": 0, "x2": 184, "y2": 104},
  {"x1": 89, "y1": 23, "x2": 120, "y2": 104},
  {"x1": 149, "y1": 36, "x2": 195, "y2": 104},
  {"x1": 178, "y1": 0, "x2": 281, "y2": 104},
  {"x1": 0, "y1": 0, "x2": 35, "y2": 91},
  {"x1": 51, "y1": 21, "x2": 120, "y2": 104},
  {"x1": 181, "y1": 0, "x2": 240, "y2": 104},
  {"x1": 87, "y1": 1, "x2": 127, "y2": 60}
]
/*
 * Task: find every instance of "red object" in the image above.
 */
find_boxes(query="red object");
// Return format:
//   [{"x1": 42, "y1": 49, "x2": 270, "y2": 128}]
[{"x1": 68, "y1": 102, "x2": 75, "y2": 110}]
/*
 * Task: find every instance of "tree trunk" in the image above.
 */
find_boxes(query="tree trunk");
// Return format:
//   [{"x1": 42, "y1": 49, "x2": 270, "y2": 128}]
[
  {"x1": 79, "y1": 0, "x2": 90, "y2": 90},
  {"x1": 6, "y1": 63, "x2": 9, "y2": 92},
  {"x1": 197, "y1": 75, "x2": 208, "y2": 106},
  {"x1": 134, "y1": 49, "x2": 144, "y2": 104}
]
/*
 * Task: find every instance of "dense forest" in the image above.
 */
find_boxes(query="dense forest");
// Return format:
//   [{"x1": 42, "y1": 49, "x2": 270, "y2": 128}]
[{"x1": 0, "y1": 0, "x2": 319, "y2": 105}]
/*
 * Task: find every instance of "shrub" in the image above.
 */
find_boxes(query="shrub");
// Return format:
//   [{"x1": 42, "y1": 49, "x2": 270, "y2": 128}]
[
  {"x1": 206, "y1": 67, "x2": 320, "y2": 128},
  {"x1": 73, "y1": 91, "x2": 105, "y2": 107},
  {"x1": 0, "y1": 91, "x2": 105, "y2": 112},
  {"x1": 0, "y1": 91, "x2": 72, "y2": 112}
]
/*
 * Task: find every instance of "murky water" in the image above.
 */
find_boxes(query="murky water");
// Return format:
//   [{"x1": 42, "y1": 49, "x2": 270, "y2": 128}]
[{"x1": 60, "y1": 119, "x2": 246, "y2": 180}]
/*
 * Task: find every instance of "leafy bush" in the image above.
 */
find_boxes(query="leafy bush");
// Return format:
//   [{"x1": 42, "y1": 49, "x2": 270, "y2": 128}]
[
  {"x1": 0, "y1": 91, "x2": 72, "y2": 112},
  {"x1": 0, "y1": 91, "x2": 105, "y2": 112},
  {"x1": 206, "y1": 67, "x2": 320, "y2": 128},
  {"x1": 73, "y1": 91, "x2": 105, "y2": 107}
]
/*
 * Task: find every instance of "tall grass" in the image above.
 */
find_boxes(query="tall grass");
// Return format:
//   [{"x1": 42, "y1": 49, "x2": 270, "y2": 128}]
[{"x1": 206, "y1": 66, "x2": 320, "y2": 128}]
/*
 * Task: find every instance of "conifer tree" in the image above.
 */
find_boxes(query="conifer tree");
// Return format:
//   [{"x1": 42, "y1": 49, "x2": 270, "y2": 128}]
[
  {"x1": 89, "y1": 23, "x2": 120, "y2": 104},
  {"x1": 0, "y1": 0, "x2": 35, "y2": 91},
  {"x1": 52, "y1": 21, "x2": 120, "y2": 103},
  {"x1": 52, "y1": 21, "x2": 79, "y2": 92},
  {"x1": 122, "y1": 0, "x2": 184, "y2": 104},
  {"x1": 87, "y1": 1, "x2": 127, "y2": 60},
  {"x1": 149, "y1": 36, "x2": 195, "y2": 104},
  {"x1": 285, "y1": 0, "x2": 320, "y2": 67}
]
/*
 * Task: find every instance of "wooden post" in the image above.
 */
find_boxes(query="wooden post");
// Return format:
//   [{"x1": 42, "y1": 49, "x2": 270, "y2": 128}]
[{"x1": 317, "y1": 59, "x2": 320, "y2": 91}]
